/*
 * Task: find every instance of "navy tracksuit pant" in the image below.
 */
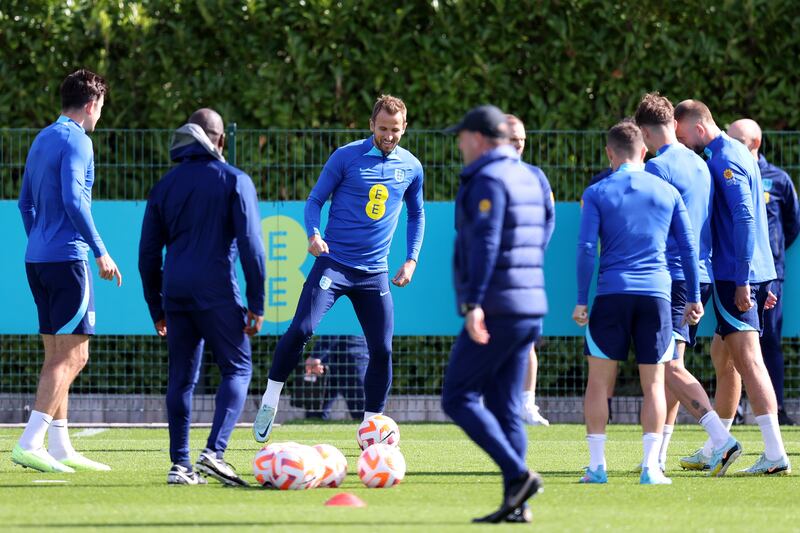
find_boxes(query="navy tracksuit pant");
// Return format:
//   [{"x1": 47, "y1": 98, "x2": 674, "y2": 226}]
[
  {"x1": 442, "y1": 315, "x2": 541, "y2": 487},
  {"x1": 166, "y1": 304, "x2": 252, "y2": 466},
  {"x1": 269, "y1": 257, "x2": 394, "y2": 413},
  {"x1": 760, "y1": 280, "x2": 786, "y2": 408}
]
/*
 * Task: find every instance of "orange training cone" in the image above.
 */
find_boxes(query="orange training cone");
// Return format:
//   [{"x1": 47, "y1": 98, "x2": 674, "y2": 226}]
[{"x1": 324, "y1": 492, "x2": 366, "y2": 507}]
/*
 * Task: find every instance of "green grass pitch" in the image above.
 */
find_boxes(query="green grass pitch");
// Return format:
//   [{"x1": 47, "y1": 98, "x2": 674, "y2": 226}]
[{"x1": 0, "y1": 423, "x2": 797, "y2": 531}]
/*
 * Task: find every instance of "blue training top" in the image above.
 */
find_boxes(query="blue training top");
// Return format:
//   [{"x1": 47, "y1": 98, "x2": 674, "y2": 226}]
[
  {"x1": 138, "y1": 142, "x2": 266, "y2": 321},
  {"x1": 305, "y1": 136, "x2": 425, "y2": 273},
  {"x1": 18, "y1": 116, "x2": 107, "y2": 262},
  {"x1": 577, "y1": 163, "x2": 700, "y2": 305},
  {"x1": 759, "y1": 154, "x2": 800, "y2": 281},
  {"x1": 704, "y1": 133, "x2": 776, "y2": 285},
  {"x1": 645, "y1": 143, "x2": 713, "y2": 284},
  {"x1": 523, "y1": 162, "x2": 555, "y2": 248}
]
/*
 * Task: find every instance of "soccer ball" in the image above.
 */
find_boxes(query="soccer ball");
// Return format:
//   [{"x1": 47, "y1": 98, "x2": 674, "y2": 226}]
[
  {"x1": 356, "y1": 414, "x2": 400, "y2": 450},
  {"x1": 269, "y1": 444, "x2": 321, "y2": 490},
  {"x1": 357, "y1": 443, "x2": 406, "y2": 488},
  {"x1": 313, "y1": 443, "x2": 348, "y2": 488},
  {"x1": 252, "y1": 443, "x2": 283, "y2": 487}
]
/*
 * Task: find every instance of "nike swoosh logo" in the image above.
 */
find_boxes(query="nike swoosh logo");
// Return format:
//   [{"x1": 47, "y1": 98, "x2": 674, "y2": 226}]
[
  {"x1": 257, "y1": 426, "x2": 270, "y2": 439},
  {"x1": 380, "y1": 290, "x2": 390, "y2": 296}
]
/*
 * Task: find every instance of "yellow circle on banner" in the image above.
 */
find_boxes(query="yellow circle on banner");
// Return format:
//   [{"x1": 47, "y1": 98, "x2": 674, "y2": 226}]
[
  {"x1": 261, "y1": 215, "x2": 307, "y2": 324},
  {"x1": 366, "y1": 184, "x2": 389, "y2": 220}
]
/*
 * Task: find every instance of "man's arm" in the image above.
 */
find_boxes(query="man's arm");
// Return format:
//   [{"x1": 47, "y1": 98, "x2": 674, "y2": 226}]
[
  {"x1": 538, "y1": 170, "x2": 556, "y2": 249},
  {"x1": 138, "y1": 195, "x2": 167, "y2": 325},
  {"x1": 463, "y1": 177, "x2": 507, "y2": 306},
  {"x1": 304, "y1": 150, "x2": 345, "y2": 239},
  {"x1": 669, "y1": 191, "x2": 700, "y2": 302},
  {"x1": 17, "y1": 166, "x2": 35, "y2": 236},
  {"x1": 60, "y1": 139, "x2": 107, "y2": 258},
  {"x1": 781, "y1": 174, "x2": 800, "y2": 249},
  {"x1": 232, "y1": 173, "x2": 267, "y2": 330},
  {"x1": 576, "y1": 189, "x2": 600, "y2": 306},
  {"x1": 719, "y1": 162, "x2": 756, "y2": 285},
  {"x1": 404, "y1": 166, "x2": 425, "y2": 262}
]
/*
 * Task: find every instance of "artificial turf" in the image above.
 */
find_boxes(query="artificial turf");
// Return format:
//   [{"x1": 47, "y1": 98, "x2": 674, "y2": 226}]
[{"x1": 0, "y1": 423, "x2": 797, "y2": 531}]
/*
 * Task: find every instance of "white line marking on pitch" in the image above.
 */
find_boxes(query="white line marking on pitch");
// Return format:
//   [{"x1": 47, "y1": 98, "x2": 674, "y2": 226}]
[
  {"x1": 73, "y1": 428, "x2": 108, "y2": 438},
  {"x1": 32, "y1": 480, "x2": 69, "y2": 483}
]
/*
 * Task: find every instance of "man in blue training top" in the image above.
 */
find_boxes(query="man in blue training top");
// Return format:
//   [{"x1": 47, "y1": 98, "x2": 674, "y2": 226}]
[
  {"x1": 253, "y1": 95, "x2": 425, "y2": 442},
  {"x1": 139, "y1": 108, "x2": 266, "y2": 486},
  {"x1": 442, "y1": 105, "x2": 546, "y2": 524},
  {"x1": 574, "y1": 120, "x2": 703, "y2": 486},
  {"x1": 507, "y1": 114, "x2": 553, "y2": 427},
  {"x1": 15, "y1": 69, "x2": 122, "y2": 474},
  {"x1": 728, "y1": 118, "x2": 799, "y2": 427},
  {"x1": 634, "y1": 93, "x2": 740, "y2": 475},
  {"x1": 675, "y1": 100, "x2": 790, "y2": 475}
]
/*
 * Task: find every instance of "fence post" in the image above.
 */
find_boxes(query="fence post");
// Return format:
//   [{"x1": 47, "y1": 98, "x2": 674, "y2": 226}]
[{"x1": 227, "y1": 122, "x2": 237, "y2": 166}]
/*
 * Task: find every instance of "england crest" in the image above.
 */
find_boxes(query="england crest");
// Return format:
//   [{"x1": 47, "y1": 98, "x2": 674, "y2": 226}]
[{"x1": 394, "y1": 169, "x2": 405, "y2": 182}]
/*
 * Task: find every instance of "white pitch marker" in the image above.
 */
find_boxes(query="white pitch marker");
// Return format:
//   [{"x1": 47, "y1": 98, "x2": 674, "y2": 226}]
[
  {"x1": 32, "y1": 480, "x2": 69, "y2": 484},
  {"x1": 73, "y1": 428, "x2": 109, "y2": 438}
]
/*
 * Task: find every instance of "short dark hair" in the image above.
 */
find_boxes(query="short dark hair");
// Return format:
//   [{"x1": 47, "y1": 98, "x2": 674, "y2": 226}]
[
  {"x1": 607, "y1": 120, "x2": 643, "y2": 158},
  {"x1": 60, "y1": 69, "x2": 107, "y2": 110},
  {"x1": 635, "y1": 92, "x2": 674, "y2": 127},
  {"x1": 371, "y1": 94, "x2": 407, "y2": 122},
  {"x1": 674, "y1": 99, "x2": 713, "y2": 124}
]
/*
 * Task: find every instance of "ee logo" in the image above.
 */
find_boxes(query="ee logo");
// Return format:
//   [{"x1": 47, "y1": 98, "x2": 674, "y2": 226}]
[
  {"x1": 261, "y1": 215, "x2": 307, "y2": 324},
  {"x1": 366, "y1": 184, "x2": 389, "y2": 220}
]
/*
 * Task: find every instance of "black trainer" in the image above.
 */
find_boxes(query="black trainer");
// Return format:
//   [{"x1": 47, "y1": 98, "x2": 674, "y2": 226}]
[
  {"x1": 167, "y1": 464, "x2": 208, "y2": 485},
  {"x1": 778, "y1": 408, "x2": 796, "y2": 426},
  {"x1": 195, "y1": 448, "x2": 249, "y2": 487},
  {"x1": 505, "y1": 503, "x2": 533, "y2": 523},
  {"x1": 472, "y1": 471, "x2": 543, "y2": 524}
]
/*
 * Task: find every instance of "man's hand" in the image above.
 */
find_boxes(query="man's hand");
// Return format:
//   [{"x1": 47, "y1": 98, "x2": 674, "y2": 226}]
[
  {"x1": 305, "y1": 357, "x2": 325, "y2": 377},
  {"x1": 682, "y1": 302, "x2": 704, "y2": 326},
  {"x1": 96, "y1": 254, "x2": 122, "y2": 287},
  {"x1": 154, "y1": 318, "x2": 167, "y2": 337},
  {"x1": 244, "y1": 310, "x2": 263, "y2": 336},
  {"x1": 735, "y1": 284, "x2": 753, "y2": 312},
  {"x1": 308, "y1": 235, "x2": 329, "y2": 257},
  {"x1": 764, "y1": 290, "x2": 778, "y2": 311},
  {"x1": 465, "y1": 306, "x2": 490, "y2": 345},
  {"x1": 572, "y1": 305, "x2": 589, "y2": 326},
  {"x1": 391, "y1": 259, "x2": 417, "y2": 287}
]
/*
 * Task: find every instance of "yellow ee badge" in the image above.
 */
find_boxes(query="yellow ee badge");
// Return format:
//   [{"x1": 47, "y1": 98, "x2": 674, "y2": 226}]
[
  {"x1": 765, "y1": 191, "x2": 771, "y2": 204},
  {"x1": 723, "y1": 169, "x2": 734, "y2": 179},
  {"x1": 478, "y1": 198, "x2": 492, "y2": 216}
]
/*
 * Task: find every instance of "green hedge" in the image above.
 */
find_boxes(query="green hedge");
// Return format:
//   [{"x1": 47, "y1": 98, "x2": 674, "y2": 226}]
[{"x1": 2, "y1": 0, "x2": 799, "y2": 130}]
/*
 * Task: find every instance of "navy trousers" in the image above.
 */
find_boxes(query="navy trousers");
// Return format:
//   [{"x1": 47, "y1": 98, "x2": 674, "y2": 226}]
[
  {"x1": 760, "y1": 280, "x2": 785, "y2": 408},
  {"x1": 269, "y1": 257, "x2": 394, "y2": 413},
  {"x1": 165, "y1": 304, "x2": 252, "y2": 466},
  {"x1": 442, "y1": 315, "x2": 541, "y2": 487}
]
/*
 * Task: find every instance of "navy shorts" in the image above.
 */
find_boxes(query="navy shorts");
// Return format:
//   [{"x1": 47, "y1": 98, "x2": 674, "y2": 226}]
[
  {"x1": 25, "y1": 261, "x2": 95, "y2": 335},
  {"x1": 584, "y1": 294, "x2": 674, "y2": 364},
  {"x1": 671, "y1": 281, "x2": 714, "y2": 347},
  {"x1": 712, "y1": 280, "x2": 771, "y2": 338}
]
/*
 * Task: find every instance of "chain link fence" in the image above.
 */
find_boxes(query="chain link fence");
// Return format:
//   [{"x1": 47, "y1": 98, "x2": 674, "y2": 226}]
[{"x1": 1, "y1": 127, "x2": 798, "y2": 424}]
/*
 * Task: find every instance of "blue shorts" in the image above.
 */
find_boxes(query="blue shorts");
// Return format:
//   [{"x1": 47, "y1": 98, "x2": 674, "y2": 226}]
[
  {"x1": 584, "y1": 294, "x2": 674, "y2": 364},
  {"x1": 25, "y1": 261, "x2": 95, "y2": 335},
  {"x1": 712, "y1": 280, "x2": 771, "y2": 338},
  {"x1": 671, "y1": 281, "x2": 714, "y2": 347}
]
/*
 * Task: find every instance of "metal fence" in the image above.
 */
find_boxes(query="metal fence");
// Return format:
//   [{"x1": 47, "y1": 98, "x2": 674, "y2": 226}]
[{"x1": 1, "y1": 127, "x2": 798, "y2": 424}]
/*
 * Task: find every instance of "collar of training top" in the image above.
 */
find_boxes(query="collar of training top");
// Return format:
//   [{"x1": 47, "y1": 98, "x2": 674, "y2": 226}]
[
  {"x1": 363, "y1": 136, "x2": 402, "y2": 160},
  {"x1": 460, "y1": 144, "x2": 519, "y2": 180},
  {"x1": 655, "y1": 143, "x2": 673, "y2": 156},
  {"x1": 615, "y1": 162, "x2": 645, "y2": 173},
  {"x1": 703, "y1": 131, "x2": 732, "y2": 159},
  {"x1": 170, "y1": 123, "x2": 226, "y2": 163},
  {"x1": 56, "y1": 115, "x2": 84, "y2": 132}
]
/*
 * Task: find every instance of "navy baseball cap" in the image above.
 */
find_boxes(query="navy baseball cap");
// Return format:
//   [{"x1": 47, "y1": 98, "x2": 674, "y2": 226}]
[{"x1": 444, "y1": 105, "x2": 509, "y2": 138}]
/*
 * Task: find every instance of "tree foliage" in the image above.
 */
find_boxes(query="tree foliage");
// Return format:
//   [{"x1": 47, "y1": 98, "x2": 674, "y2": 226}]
[{"x1": 1, "y1": 0, "x2": 798, "y2": 130}]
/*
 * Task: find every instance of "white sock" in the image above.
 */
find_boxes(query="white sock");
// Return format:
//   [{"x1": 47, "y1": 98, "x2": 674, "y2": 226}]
[
  {"x1": 522, "y1": 390, "x2": 535, "y2": 406},
  {"x1": 642, "y1": 432, "x2": 663, "y2": 471},
  {"x1": 658, "y1": 425, "x2": 674, "y2": 467},
  {"x1": 699, "y1": 411, "x2": 730, "y2": 450},
  {"x1": 755, "y1": 413, "x2": 786, "y2": 461},
  {"x1": 702, "y1": 417, "x2": 733, "y2": 456},
  {"x1": 18, "y1": 410, "x2": 53, "y2": 451},
  {"x1": 587, "y1": 433, "x2": 606, "y2": 471},
  {"x1": 364, "y1": 411, "x2": 381, "y2": 420},
  {"x1": 47, "y1": 419, "x2": 76, "y2": 460},
  {"x1": 261, "y1": 379, "x2": 284, "y2": 408}
]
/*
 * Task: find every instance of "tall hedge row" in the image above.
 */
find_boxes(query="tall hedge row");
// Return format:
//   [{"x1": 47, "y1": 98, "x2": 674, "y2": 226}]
[{"x1": 1, "y1": 0, "x2": 798, "y2": 130}]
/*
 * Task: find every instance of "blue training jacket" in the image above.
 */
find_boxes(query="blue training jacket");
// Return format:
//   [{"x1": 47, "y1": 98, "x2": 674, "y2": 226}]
[
  {"x1": 524, "y1": 162, "x2": 555, "y2": 248},
  {"x1": 454, "y1": 144, "x2": 548, "y2": 317},
  {"x1": 705, "y1": 133, "x2": 776, "y2": 285},
  {"x1": 305, "y1": 136, "x2": 425, "y2": 273},
  {"x1": 18, "y1": 116, "x2": 107, "y2": 262},
  {"x1": 645, "y1": 143, "x2": 714, "y2": 284},
  {"x1": 577, "y1": 163, "x2": 700, "y2": 305},
  {"x1": 759, "y1": 154, "x2": 800, "y2": 280},
  {"x1": 138, "y1": 142, "x2": 266, "y2": 322}
]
